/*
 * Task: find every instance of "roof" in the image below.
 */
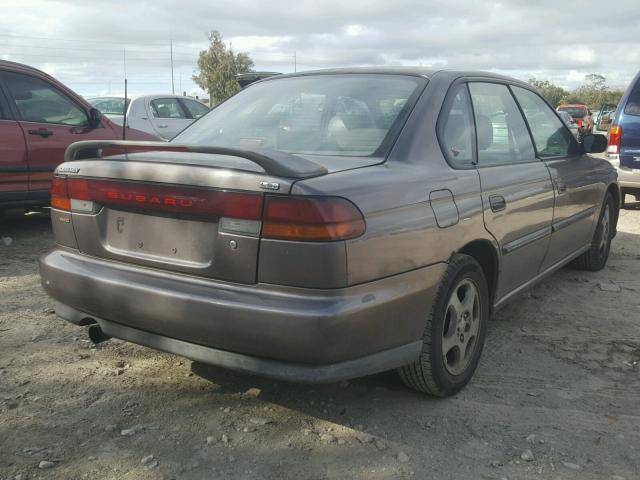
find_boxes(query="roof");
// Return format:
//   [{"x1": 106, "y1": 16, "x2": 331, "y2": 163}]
[
  {"x1": 259, "y1": 66, "x2": 527, "y2": 86},
  {"x1": 0, "y1": 60, "x2": 48, "y2": 75}
]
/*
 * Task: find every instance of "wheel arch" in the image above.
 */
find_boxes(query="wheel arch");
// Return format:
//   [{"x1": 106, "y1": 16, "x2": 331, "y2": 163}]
[
  {"x1": 457, "y1": 239, "x2": 499, "y2": 309},
  {"x1": 606, "y1": 182, "x2": 620, "y2": 237}
]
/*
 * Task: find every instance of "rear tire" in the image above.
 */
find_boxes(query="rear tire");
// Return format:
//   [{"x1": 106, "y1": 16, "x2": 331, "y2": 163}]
[
  {"x1": 572, "y1": 193, "x2": 614, "y2": 271},
  {"x1": 398, "y1": 254, "x2": 489, "y2": 397}
]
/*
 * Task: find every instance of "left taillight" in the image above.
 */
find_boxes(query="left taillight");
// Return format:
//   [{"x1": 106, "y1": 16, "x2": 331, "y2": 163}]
[{"x1": 50, "y1": 177, "x2": 70, "y2": 211}]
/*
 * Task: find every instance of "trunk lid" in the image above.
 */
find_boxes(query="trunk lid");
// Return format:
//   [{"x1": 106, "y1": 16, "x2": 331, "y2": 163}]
[{"x1": 57, "y1": 144, "x2": 378, "y2": 284}]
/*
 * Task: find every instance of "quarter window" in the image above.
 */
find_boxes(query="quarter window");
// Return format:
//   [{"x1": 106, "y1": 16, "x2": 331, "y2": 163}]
[
  {"x1": 150, "y1": 98, "x2": 188, "y2": 119},
  {"x1": 511, "y1": 86, "x2": 574, "y2": 158},
  {"x1": 624, "y1": 80, "x2": 640, "y2": 116},
  {"x1": 3, "y1": 72, "x2": 88, "y2": 126},
  {"x1": 439, "y1": 84, "x2": 475, "y2": 167},
  {"x1": 468, "y1": 82, "x2": 535, "y2": 165}
]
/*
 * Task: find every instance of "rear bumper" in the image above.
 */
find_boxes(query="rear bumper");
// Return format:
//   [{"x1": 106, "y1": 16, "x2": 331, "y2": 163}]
[
  {"x1": 40, "y1": 249, "x2": 445, "y2": 381},
  {"x1": 616, "y1": 167, "x2": 640, "y2": 190}
]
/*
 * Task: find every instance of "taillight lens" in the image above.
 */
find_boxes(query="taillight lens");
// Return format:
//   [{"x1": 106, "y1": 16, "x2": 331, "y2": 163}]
[
  {"x1": 51, "y1": 177, "x2": 70, "y2": 211},
  {"x1": 608, "y1": 125, "x2": 622, "y2": 155},
  {"x1": 262, "y1": 196, "x2": 365, "y2": 241},
  {"x1": 66, "y1": 178, "x2": 263, "y2": 220},
  {"x1": 51, "y1": 177, "x2": 366, "y2": 242}
]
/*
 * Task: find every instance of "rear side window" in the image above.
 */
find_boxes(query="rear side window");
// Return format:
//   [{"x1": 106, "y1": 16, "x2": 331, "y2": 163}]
[
  {"x1": 624, "y1": 80, "x2": 640, "y2": 116},
  {"x1": 468, "y1": 82, "x2": 535, "y2": 166},
  {"x1": 181, "y1": 99, "x2": 209, "y2": 119},
  {"x1": 3, "y1": 72, "x2": 88, "y2": 126},
  {"x1": 438, "y1": 84, "x2": 475, "y2": 167},
  {"x1": 512, "y1": 86, "x2": 574, "y2": 158},
  {"x1": 150, "y1": 98, "x2": 188, "y2": 119}
]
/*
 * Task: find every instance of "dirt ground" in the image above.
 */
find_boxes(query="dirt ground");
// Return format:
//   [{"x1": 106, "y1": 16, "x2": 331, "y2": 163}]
[{"x1": 1, "y1": 200, "x2": 639, "y2": 480}]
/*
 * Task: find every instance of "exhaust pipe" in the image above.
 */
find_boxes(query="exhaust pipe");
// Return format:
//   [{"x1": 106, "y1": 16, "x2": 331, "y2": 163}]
[{"x1": 88, "y1": 324, "x2": 111, "y2": 344}]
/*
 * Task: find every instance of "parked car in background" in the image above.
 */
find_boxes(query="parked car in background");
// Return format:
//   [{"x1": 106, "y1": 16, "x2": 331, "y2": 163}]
[
  {"x1": 0, "y1": 61, "x2": 158, "y2": 211},
  {"x1": 597, "y1": 110, "x2": 615, "y2": 131},
  {"x1": 557, "y1": 110, "x2": 579, "y2": 138},
  {"x1": 89, "y1": 94, "x2": 209, "y2": 141},
  {"x1": 87, "y1": 96, "x2": 129, "y2": 123},
  {"x1": 557, "y1": 104, "x2": 593, "y2": 136},
  {"x1": 607, "y1": 70, "x2": 640, "y2": 207},
  {"x1": 41, "y1": 68, "x2": 617, "y2": 397}
]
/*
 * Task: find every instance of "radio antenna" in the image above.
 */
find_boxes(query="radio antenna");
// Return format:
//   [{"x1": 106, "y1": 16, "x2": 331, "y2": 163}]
[{"x1": 122, "y1": 48, "x2": 128, "y2": 140}]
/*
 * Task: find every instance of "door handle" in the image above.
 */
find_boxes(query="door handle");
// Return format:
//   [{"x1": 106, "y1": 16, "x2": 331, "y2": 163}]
[
  {"x1": 553, "y1": 177, "x2": 567, "y2": 193},
  {"x1": 28, "y1": 128, "x2": 54, "y2": 138},
  {"x1": 157, "y1": 124, "x2": 168, "y2": 128},
  {"x1": 489, "y1": 194, "x2": 506, "y2": 212}
]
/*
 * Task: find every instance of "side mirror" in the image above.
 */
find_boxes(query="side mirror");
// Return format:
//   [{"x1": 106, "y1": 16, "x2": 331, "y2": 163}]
[
  {"x1": 88, "y1": 108, "x2": 102, "y2": 129},
  {"x1": 582, "y1": 133, "x2": 607, "y2": 154}
]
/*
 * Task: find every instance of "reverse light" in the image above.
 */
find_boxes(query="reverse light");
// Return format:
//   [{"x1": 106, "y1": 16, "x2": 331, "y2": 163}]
[
  {"x1": 608, "y1": 125, "x2": 622, "y2": 156},
  {"x1": 262, "y1": 195, "x2": 365, "y2": 241}
]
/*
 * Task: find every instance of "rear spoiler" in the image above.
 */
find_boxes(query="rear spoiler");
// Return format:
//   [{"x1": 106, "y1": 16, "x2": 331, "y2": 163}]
[{"x1": 64, "y1": 141, "x2": 328, "y2": 179}]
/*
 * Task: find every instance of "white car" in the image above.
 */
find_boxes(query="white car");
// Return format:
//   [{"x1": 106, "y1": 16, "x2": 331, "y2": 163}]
[{"x1": 88, "y1": 95, "x2": 209, "y2": 140}]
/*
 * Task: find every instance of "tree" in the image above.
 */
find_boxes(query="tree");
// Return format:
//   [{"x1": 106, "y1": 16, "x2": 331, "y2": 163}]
[
  {"x1": 528, "y1": 78, "x2": 567, "y2": 107},
  {"x1": 193, "y1": 31, "x2": 254, "y2": 105}
]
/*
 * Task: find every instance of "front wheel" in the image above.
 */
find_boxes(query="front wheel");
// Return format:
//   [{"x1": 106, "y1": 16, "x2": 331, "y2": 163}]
[
  {"x1": 572, "y1": 193, "x2": 614, "y2": 271},
  {"x1": 398, "y1": 254, "x2": 489, "y2": 397}
]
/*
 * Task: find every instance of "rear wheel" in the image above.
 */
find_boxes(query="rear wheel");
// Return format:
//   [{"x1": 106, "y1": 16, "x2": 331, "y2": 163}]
[
  {"x1": 572, "y1": 193, "x2": 614, "y2": 271},
  {"x1": 398, "y1": 254, "x2": 489, "y2": 397}
]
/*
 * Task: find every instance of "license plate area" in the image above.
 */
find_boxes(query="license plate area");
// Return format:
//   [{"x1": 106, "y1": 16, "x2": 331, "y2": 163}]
[
  {"x1": 72, "y1": 207, "x2": 261, "y2": 284},
  {"x1": 102, "y1": 209, "x2": 216, "y2": 268}
]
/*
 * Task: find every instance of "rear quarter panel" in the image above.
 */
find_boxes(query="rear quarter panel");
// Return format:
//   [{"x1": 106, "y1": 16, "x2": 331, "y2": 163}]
[{"x1": 291, "y1": 72, "x2": 494, "y2": 286}]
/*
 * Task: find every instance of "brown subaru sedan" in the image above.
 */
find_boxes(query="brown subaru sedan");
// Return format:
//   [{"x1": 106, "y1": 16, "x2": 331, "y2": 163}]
[{"x1": 39, "y1": 68, "x2": 619, "y2": 396}]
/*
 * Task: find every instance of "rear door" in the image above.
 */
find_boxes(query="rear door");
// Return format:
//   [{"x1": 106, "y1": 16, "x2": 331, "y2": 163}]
[
  {"x1": 146, "y1": 97, "x2": 193, "y2": 139},
  {"x1": 468, "y1": 81, "x2": 555, "y2": 299},
  {"x1": 1, "y1": 71, "x2": 114, "y2": 201},
  {"x1": 0, "y1": 79, "x2": 29, "y2": 203},
  {"x1": 512, "y1": 86, "x2": 602, "y2": 269}
]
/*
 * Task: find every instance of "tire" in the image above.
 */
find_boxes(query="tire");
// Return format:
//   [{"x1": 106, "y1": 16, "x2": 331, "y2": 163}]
[
  {"x1": 398, "y1": 254, "x2": 489, "y2": 397},
  {"x1": 572, "y1": 193, "x2": 614, "y2": 271}
]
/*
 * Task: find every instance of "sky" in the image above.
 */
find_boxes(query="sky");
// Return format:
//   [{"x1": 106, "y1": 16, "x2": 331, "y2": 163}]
[{"x1": 1, "y1": 0, "x2": 639, "y2": 98}]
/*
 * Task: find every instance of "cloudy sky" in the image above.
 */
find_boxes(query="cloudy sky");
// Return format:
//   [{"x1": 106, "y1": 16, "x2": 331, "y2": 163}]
[{"x1": 1, "y1": 0, "x2": 639, "y2": 98}]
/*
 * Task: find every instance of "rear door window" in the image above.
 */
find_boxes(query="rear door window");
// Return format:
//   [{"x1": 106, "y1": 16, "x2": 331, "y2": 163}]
[
  {"x1": 180, "y1": 98, "x2": 209, "y2": 119},
  {"x1": 438, "y1": 84, "x2": 475, "y2": 167},
  {"x1": 468, "y1": 82, "x2": 535, "y2": 165},
  {"x1": 150, "y1": 98, "x2": 188, "y2": 119},
  {"x1": 511, "y1": 86, "x2": 574, "y2": 158},
  {"x1": 624, "y1": 80, "x2": 640, "y2": 116},
  {"x1": 2, "y1": 72, "x2": 88, "y2": 126}
]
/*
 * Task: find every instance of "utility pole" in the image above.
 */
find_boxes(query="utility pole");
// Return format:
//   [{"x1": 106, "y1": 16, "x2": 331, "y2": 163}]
[
  {"x1": 170, "y1": 39, "x2": 175, "y2": 94},
  {"x1": 294, "y1": 51, "x2": 297, "y2": 72}
]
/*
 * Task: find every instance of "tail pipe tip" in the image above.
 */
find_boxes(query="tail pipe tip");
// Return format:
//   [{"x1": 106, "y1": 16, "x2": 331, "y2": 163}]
[{"x1": 88, "y1": 324, "x2": 111, "y2": 344}]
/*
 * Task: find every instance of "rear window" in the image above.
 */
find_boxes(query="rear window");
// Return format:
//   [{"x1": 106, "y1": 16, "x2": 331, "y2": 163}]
[
  {"x1": 173, "y1": 74, "x2": 425, "y2": 157},
  {"x1": 624, "y1": 79, "x2": 640, "y2": 116},
  {"x1": 557, "y1": 106, "x2": 586, "y2": 118}
]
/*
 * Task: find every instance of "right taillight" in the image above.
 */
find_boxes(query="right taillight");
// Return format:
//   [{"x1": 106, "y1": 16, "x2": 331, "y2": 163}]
[
  {"x1": 608, "y1": 125, "x2": 622, "y2": 155},
  {"x1": 262, "y1": 195, "x2": 365, "y2": 241}
]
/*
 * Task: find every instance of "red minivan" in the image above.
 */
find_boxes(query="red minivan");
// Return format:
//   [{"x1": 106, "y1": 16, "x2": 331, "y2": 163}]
[{"x1": 0, "y1": 61, "x2": 158, "y2": 210}]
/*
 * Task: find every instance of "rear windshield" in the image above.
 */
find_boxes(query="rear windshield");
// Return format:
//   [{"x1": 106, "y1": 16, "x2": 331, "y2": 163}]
[
  {"x1": 557, "y1": 106, "x2": 586, "y2": 118},
  {"x1": 173, "y1": 74, "x2": 425, "y2": 157},
  {"x1": 624, "y1": 79, "x2": 640, "y2": 116}
]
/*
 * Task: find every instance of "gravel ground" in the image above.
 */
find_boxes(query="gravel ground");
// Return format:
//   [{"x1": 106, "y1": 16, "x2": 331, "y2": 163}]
[{"x1": 1, "y1": 200, "x2": 639, "y2": 480}]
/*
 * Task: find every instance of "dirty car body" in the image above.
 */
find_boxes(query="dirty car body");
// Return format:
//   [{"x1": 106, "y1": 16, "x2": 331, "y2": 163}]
[{"x1": 39, "y1": 68, "x2": 619, "y2": 396}]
